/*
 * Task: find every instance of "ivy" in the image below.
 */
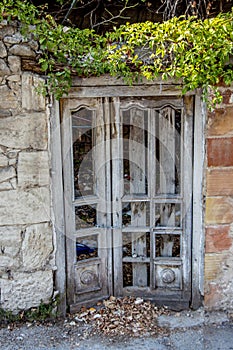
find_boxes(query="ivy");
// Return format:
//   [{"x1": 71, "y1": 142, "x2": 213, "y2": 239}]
[{"x1": 0, "y1": 1, "x2": 233, "y2": 105}]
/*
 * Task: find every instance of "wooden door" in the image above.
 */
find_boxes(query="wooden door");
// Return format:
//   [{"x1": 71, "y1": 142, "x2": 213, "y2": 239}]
[
  {"x1": 61, "y1": 95, "x2": 193, "y2": 311},
  {"x1": 111, "y1": 96, "x2": 193, "y2": 308}
]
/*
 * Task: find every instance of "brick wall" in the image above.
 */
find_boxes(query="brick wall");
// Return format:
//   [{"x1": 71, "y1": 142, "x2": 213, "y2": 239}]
[{"x1": 205, "y1": 87, "x2": 233, "y2": 310}]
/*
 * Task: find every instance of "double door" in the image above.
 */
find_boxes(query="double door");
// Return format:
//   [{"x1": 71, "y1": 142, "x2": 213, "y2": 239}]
[{"x1": 61, "y1": 95, "x2": 193, "y2": 312}]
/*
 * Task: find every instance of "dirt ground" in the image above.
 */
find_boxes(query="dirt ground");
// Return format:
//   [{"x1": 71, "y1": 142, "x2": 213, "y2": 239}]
[{"x1": 1, "y1": 303, "x2": 233, "y2": 350}]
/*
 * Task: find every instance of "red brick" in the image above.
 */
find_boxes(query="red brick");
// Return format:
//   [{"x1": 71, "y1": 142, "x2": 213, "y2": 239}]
[
  {"x1": 207, "y1": 137, "x2": 233, "y2": 167},
  {"x1": 205, "y1": 225, "x2": 232, "y2": 253},
  {"x1": 206, "y1": 168, "x2": 233, "y2": 196}
]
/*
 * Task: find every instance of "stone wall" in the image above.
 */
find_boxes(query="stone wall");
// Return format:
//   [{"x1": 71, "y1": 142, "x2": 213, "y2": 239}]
[
  {"x1": 0, "y1": 21, "x2": 54, "y2": 313},
  {"x1": 204, "y1": 86, "x2": 233, "y2": 310}
]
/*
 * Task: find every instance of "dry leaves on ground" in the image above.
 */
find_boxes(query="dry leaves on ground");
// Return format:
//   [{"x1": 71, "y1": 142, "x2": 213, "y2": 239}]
[{"x1": 70, "y1": 296, "x2": 170, "y2": 338}]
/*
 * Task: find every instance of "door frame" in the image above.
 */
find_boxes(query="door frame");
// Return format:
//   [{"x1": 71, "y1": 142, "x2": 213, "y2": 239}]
[{"x1": 50, "y1": 77, "x2": 206, "y2": 315}]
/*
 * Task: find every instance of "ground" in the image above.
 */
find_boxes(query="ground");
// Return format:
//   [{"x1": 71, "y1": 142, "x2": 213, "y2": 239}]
[{"x1": 1, "y1": 299, "x2": 233, "y2": 349}]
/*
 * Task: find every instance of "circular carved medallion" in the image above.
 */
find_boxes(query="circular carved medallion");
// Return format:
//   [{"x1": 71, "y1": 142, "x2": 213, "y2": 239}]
[
  {"x1": 80, "y1": 270, "x2": 96, "y2": 285},
  {"x1": 161, "y1": 268, "x2": 175, "y2": 284}
]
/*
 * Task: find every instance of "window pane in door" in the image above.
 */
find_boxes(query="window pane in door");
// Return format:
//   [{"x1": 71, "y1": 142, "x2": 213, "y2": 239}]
[{"x1": 72, "y1": 108, "x2": 94, "y2": 198}]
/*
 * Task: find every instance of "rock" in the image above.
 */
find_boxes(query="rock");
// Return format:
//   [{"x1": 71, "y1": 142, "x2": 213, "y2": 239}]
[
  {"x1": 0, "y1": 58, "x2": 10, "y2": 75},
  {"x1": 21, "y1": 222, "x2": 53, "y2": 270},
  {"x1": 8, "y1": 55, "x2": 21, "y2": 73},
  {"x1": 0, "y1": 166, "x2": 16, "y2": 183},
  {"x1": 0, "y1": 42, "x2": 7, "y2": 58},
  {"x1": 9, "y1": 44, "x2": 36, "y2": 57},
  {"x1": 17, "y1": 151, "x2": 50, "y2": 188},
  {"x1": 0, "y1": 113, "x2": 48, "y2": 149}
]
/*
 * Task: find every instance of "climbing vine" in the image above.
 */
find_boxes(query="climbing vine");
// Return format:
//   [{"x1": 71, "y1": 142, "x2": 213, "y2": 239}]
[{"x1": 0, "y1": 0, "x2": 233, "y2": 106}]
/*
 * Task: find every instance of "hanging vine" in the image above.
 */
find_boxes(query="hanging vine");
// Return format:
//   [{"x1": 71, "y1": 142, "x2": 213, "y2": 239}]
[{"x1": 0, "y1": 0, "x2": 233, "y2": 106}]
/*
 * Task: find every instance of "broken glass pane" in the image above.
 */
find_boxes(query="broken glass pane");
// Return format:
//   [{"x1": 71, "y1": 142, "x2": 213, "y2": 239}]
[
  {"x1": 154, "y1": 203, "x2": 181, "y2": 227},
  {"x1": 72, "y1": 108, "x2": 94, "y2": 198},
  {"x1": 75, "y1": 204, "x2": 97, "y2": 230}
]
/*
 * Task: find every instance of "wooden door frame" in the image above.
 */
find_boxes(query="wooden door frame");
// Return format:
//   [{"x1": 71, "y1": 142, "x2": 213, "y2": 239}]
[{"x1": 50, "y1": 77, "x2": 206, "y2": 315}]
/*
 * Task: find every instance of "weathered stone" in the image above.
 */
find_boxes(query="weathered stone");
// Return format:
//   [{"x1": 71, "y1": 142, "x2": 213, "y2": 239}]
[
  {"x1": 18, "y1": 151, "x2": 50, "y2": 187},
  {"x1": 0, "y1": 109, "x2": 12, "y2": 117},
  {"x1": 0, "y1": 41, "x2": 7, "y2": 58},
  {"x1": 0, "y1": 113, "x2": 48, "y2": 149},
  {"x1": 0, "y1": 25, "x2": 15, "y2": 39},
  {"x1": 0, "y1": 153, "x2": 8, "y2": 167},
  {"x1": 9, "y1": 44, "x2": 36, "y2": 57},
  {"x1": 207, "y1": 107, "x2": 233, "y2": 137},
  {"x1": 22, "y1": 72, "x2": 46, "y2": 111},
  {"x1": 3, "y1": 35, "x2": 21, "y2": 45},
  {"x1": 0, "y1": 187, "x2": 51, "y2": 225},
  {"x1": 207, "y1": 137, "x2": 233, "y2": 167},
  {"x1": 28, "y1": 40, "x2": 39, "y2": 51},
  {"x1": 206, "y1": 168, "x2": 233, "y2": 196},
  {"x1": 0, "y1": 270, "x2": 53, "y2": 312},
  {"x1": 204, "y1": 253, "x2": 225, "y2": 281},
  {"x1": 205, "y1": 225, "x2": 232, "y2": 253},
  {"x1": 0, "y1": 181, "x2": 13, "y2": 190},
  {"x1": 22, "y1": 222, "x2": 53, "y2": 270},
  {"x1": 0, "y1": 85, "x2": 18, "y2": 109},
  {"x1": 0, "y1": 166, "x2": 15, "y2": 183},
  {"x1": 8, "y1": 55, "x2": 21, "y2": 73},
  {"x1": 7, "y1": 150, "x2": 19, "y2": 159},
  {"x1": 205, "y1": 197, "x2": 233, "y2": 225},
  {"x1": 0, "y1": 58, "x2": 10, "y2": 75},
  {"x1": 7, "y1": 74, "x2": 21, "y2": 82},
  {"x1": 0, "y1": 226, "x2": 22, "y2": 268}
]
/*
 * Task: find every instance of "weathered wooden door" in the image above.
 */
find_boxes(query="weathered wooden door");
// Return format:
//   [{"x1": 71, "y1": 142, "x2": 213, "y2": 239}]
[{"x1": 61, "y1": 95, "x2": 193, "y2": 311}]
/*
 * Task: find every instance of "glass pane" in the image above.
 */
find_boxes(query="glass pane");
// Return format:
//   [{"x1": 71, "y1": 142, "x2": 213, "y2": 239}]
[
  {"x1": 122, "y1": 232, "x2": 150, "y2": 258},
  {"x1": 76, "y1": 235, "x2": 98, "y2": 261},
  {"x1": 122, "y1": 202, "x2": 150, "y2": 227},
  {"x1": 155, "y1": 234, "x2": 180, "y2": 257},
  {"x1": 72, "y1": 108, "x2": 94, "y2": 198},
  {"x1": 154, "y1": 203, "x2": 181, "y2": 227},
  {"x1": 122, "y1": 108, "x2": 148, "y2": 195},
  {"x1": 75, "y1": 204, "x2": 96, "y2": 230},
  {"x1": 154, "y1": 108, "x2": 181, "y2": 195},
  {"x1": 123, "y1": 262, "x2": 150, "y2": 287}
]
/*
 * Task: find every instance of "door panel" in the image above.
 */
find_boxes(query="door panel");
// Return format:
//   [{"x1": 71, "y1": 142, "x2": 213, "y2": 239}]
[{"x1": 62, "y1": 95, "x2": 193, "y2": 311}]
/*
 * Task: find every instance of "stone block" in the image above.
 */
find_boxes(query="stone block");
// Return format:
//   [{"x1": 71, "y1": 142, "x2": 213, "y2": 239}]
[
  {"x1": 18, "y1": 151, "x2": 50, "y2": 187},
  {"x1": 22, "y1": 72, "x2": 46, "y2": 111},
  {"x1": 204, "y1": 253, "x2": 225, "y2": 281},
  {"x1": 0, "y1": 113, "x2": 48, "y2": 150},
  {"x1": 0, "y1": 226, "x2": 22, "y2": 268},
  {"x1": 0, "y1": 181, "x2": 12, "y2": 190},
  {"x1": 0, "y1": 270, "x2": 53, "y2": 312},
  {"x1": 0, "y1": 153, "x2": 8, "y2": 167},
  {"x1": 0, "y1": 25, "x2": 15, "y2": 39},
  {"x1": 22, "y1": 222, "x2": 53, "y2": 270},
  {"x1": 0, "y1": 84, "x2": 19, "y2": 109},
  {"x1": 205, "y1": 225, "x2": 232, "y2": 253},
  {"x1": 8, "y1": 44, "x2": 36, "y2": 57},
  {"x1": 205, "y1": 197, "x2": 233, "y2": 225},
  {"x1": 0, "y1": 58, "x2": 10, "y2": 76},
  {"x1": 207, "y1": 107, "x2": 233, "y2": 137},
  {"x1": 8, "y1": 56, "x2": 21, "y2": 73},
  {"x1": 0, "y1": 187, "x2": 51, "y2": 225},
  {"x1": 0, "y1": 166, "x2": 16, "y2": 183},
  {"x1": 0, "y1": 42, "x2": 7, "y2": 58},
  {"x1": 206, "y1": 168, "x2": 233, "y2": 196},
  {"x1": 207, "y1": 137, "x2": 233, "y2": 167}
]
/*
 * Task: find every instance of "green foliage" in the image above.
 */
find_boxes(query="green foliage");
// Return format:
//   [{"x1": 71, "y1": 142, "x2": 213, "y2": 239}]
[
  {"x1": 0, "y1": 0, "x2": 233, "y2": 105},
  {"x1": 0, "y1": 297, "x2": 59, "y2": 325}
]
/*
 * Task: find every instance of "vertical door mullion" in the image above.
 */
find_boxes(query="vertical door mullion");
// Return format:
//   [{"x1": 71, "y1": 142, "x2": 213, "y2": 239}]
[
  {"x1": 111, "y1": 97, "x2": 123, "y2": 296},
  {"x1": 182, "y1": 96, "x2": 194, "y2": 295},
  {"x1": 104, "y1": 97, "x2": 113, "y2": 296}
]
